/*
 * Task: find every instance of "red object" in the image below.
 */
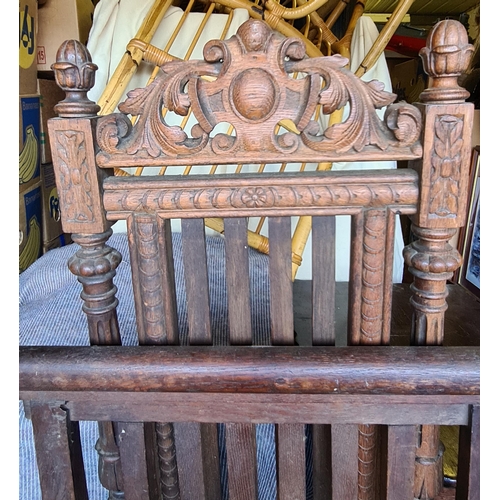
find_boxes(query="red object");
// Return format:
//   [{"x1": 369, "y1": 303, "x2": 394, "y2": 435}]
[{"x1": 386, "y1": 34, "x2": 427, "y2": 58}]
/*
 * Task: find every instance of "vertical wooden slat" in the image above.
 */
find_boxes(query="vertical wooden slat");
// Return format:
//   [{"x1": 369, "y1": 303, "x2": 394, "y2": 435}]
[
  {"x1": 331, "y1": 424, "x2": 358, "y2": 500},
  {"x1": 312, "y1": 425, "x2": 332, "y2": 500},
  {"x1": 115, "y1": 422, "x2": 154, "y2": 500},
  {"x1": 276, "y1": 423, "x2": 306, "y2": 500},
  {"x1": 128, "y1": 214, "x2": 179, "y2": 345},
  {"x1": 224, "y1": 217, "x2": 252, "y2": 345},
  {"x1": 175, "y1": 422, "x2": 205, "y2": 499},
  {"x1": 175, "y1": 422, "x2": 221, "y2": 500},
  {"x1": 269, "y1": 217, "x2": 303, "y2": 498},
  {"x1": 311, "y1": 215, "x2": 336, "y2": 346},
  {"x1": 386, "y1": 425, "x2": 418, "y2": 500},
  {"x1": 30, "y1": 401, "x2": 88, "y2": 500},
  {"x1": 456, "y1": 404, "x2": 480, "y2": 500},
  {"x1": 311, "y1": 216, "x2": 335, "y2": 499},
  {"x1": 268, "y1": 216, "x2": 294, "y2": 345},
  {"x1": 182, "y1": 218, "x2": 212, "y2": 345},
  {"x1": 179, "y1": 219, "x2": 221, "y2": 498},
  {"x1": 226, "y1": 423, "x2": 258, "y2": 500},
  {"x1": 200, "y1": 423, "x2": 223, "y2": 500}
]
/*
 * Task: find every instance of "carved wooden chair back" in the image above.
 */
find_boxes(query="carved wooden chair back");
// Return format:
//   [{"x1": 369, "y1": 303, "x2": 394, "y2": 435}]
[
  {"x1": 93, "y1": 0, "x2": 416, "y2": 279},
  {"x1": 20, "y1": 18, "x2": 479, "y2": 500}
]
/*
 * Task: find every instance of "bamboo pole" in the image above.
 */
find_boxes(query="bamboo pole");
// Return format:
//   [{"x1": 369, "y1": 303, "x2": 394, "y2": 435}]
[
  {"x1": 264, "y1": 0, "x2": 329, "y2": 20},
  {"x1": 354, "y1": 0, "x2": 415, "y2": 77},
  {"x1": 325, "y1": 0, "x2": 351, "y2": 30},
  {"x1": 97, "y1": 0, "x2": 175, "y2": 115},
  {"x1": 210, "y1": 0, "x2": 324, "y2": 57},
  {"x1": 296, "y1": 0, "x2": 339, "y2": 47},
  {"x1": 330, "y1": 0, "x2": 366, "y2": 61}
]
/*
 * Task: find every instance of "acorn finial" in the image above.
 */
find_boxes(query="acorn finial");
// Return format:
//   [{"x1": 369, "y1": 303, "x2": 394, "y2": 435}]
[
  {"x1": 419, "y1": 19, "x2": 474, "y2": 103},
  {"x1": 51, "y1": 39, "x2": 100, "y2": 117}
]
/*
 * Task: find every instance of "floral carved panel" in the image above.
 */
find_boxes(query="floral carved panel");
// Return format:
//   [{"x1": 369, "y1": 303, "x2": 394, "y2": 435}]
[{"x1": 94, "y1": 19, "x2": 423, "y2": 168}]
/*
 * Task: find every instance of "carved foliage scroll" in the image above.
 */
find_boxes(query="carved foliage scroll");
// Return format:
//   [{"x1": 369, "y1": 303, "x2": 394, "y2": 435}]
[
  {"x1": 48, "y1": 117, "x2": 110, "y2": 234},
  {"x1": 53, "y1": 129, "x2": 94, "y2": 224},
  {"x1": 95, "y1": 19, "x2": 422, "y2": 166},
  {"x1": 429, "y1": 114, "x2": 464, "y2": 218}
]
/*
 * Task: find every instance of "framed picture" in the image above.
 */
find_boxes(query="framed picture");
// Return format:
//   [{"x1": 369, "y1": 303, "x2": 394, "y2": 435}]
[{"x1": 456, "y1": 146, "x2": 480, "y2": 297}]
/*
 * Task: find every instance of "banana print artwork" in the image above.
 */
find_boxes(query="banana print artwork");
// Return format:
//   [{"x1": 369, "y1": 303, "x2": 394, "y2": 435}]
[
  {"x1": 19, "y1": 216, "x2": 41, "y2": 272},
  {"x1": 19, "y1": 124, "x2": 39, "y2": 184}
]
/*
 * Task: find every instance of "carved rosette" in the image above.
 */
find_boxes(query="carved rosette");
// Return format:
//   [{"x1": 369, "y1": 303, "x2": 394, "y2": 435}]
[
  {"x1": 95, "y1": 19, "x2": 422, "y2": 165},
  {"x1": 103, "y1": 178, "x2": 419, "y2": 217},
  {"x1": 52, "y1": 39, "x2": 100, "y2": 117}
]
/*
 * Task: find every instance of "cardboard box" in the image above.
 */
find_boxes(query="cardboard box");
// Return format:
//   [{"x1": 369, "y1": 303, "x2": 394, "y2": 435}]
[
  {"x1": 36, "y1": 0, "x2": 95, "y2": 72},
  {"x1": 19, "y1": 95, "x2": 41, "y2": 192},
  {"x1": 38, "y1": 78, "x2": 66, "y2": 163},
  {"x1": 19, "y1": 0, "x2": 38, "y2": 94},
  {"x1": 389, "y1": 57, "x2": 426, "y2": 104},
  {"x1": 43, "y1": 233, "x2": 72, "y2": 254},
  {"x1": 41, "y1": 162, "x2": 63, "y2": 243},
  {"x1": 19, "y1": 181, "x2": 43, "y2": 273}
]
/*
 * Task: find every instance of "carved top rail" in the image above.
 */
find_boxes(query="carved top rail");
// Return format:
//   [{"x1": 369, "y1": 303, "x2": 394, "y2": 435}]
[
  {"x1": 52, "y1": 19, "x2": 424, "y2": 168},
  {"x1": 102, "y1": 168, "x2": 419, "y2": 220}
]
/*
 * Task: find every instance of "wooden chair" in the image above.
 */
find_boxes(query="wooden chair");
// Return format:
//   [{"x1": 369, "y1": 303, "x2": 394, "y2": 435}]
[
  {"x1": 20, "y1": 18, "x2": 479, "y2": 500},
  {"x1": 90, "y1": 0, "x2": 416, "y2": 280}
]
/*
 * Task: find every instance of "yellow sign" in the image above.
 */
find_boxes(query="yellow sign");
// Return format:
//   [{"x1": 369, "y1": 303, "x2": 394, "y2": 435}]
[{"x1": 19, "y1": 4, "x2": 35, "y2": 69}]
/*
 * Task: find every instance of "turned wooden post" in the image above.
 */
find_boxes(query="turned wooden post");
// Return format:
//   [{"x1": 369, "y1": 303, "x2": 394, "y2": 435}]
[
  {"x1": 404, "y1": 20, "x2": 474, "y2": 499},
  {"x1": 48, "y1": 40, "x2": 125, "y2": 499}
]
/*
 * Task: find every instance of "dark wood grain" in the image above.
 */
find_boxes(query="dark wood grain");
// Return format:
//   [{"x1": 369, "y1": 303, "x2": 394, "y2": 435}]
[
  {"x1": 102, "y1": 170, "x2": 420, "y2": 221},
  {"x1": 276, "y1": 423, "x2": 306, "y2": 500},
  {"x1": 456, "y1": 404, "x2": 480, "y2": 500},
  {"x1": 179, "y1": 220, "x2": 220, "y2": 498},
  {"x1": 331, "y1": 424, "x2": 358, "y2": 500},
  {"x1": 19, "y1": 345, "x2": 480, "y2": 395},
  {"x1": 386, "y1": 425, "x2": 418, "y2": 500},
  {"x1": 30, "y1": 401, "x2": 88, "y2": 500},
  {"x1": 312, "y1": 424, "x2": 332, "y2": 500},
  {"x1": 268, "y1": 216, "x2": 294, "y2": 345},
  {"x1": 174, "y1": 422, "x2": 206, "y2": 499},
  {"x1": 224, "y1": 217, "x2": 253, "y2": 345},
  {"x1": 114, "y1": 422, "x2": 152, "y2": 500},
  {"x1": 181, "y1": 218, "x2": 212, "y2": 345},
  {"x1": 29, "y1": 393, "x2": 476, "y2": 427},
  {"x1": 311, "y1": 215, "x2": 336, "y2": 346},
  {"x1": 174, "y1": 422, "x2": 221, "y2": 500},
  {"x1": 225, "y1": 423, "x2": 258, "y2": 500}
]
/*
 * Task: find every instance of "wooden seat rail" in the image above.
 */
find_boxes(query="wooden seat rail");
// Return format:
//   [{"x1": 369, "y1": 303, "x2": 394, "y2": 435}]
[{"x1": 20, "y1": 345, "x2": 479, "y2": 500}]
